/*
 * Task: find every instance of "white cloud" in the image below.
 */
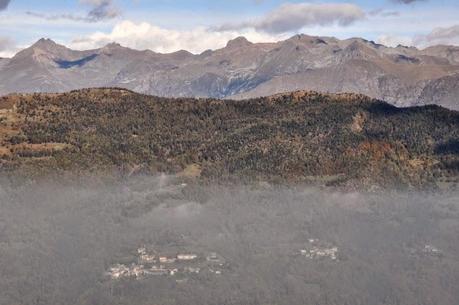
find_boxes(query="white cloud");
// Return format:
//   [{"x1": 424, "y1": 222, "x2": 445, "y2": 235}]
[
  {"x1": 218, "y1": 2, "x2": 365, "y2": 34},
  {"x1": 377, "y1": 34, "x2": 413, "y2": 47},
  {"x1": 0, "y1": 36, "x2": 12, "y2": 50},
  {"x1": 69, "y1": 20, "x2": 285, "y2": 54},
  {"x1": 377, "y1": 25, "x2": 459, "y2": 48},
  {"x1": 0, "y1": 36, "x2": 17, "y2": 57},
  {"x1": 414, "y1": 25, "x2": 459, "y2": 47}
]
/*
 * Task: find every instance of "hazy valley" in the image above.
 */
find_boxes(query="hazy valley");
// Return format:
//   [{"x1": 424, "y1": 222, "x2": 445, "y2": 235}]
[{"x1": 1, "y1": 176, "x2": 459, "y2": 305}]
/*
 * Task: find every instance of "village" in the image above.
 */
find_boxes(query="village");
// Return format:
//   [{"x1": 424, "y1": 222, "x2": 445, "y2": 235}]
[
  {"x1": 407, "y1": 244, "x2": 444, "y2": 259},
  {"x1": 299, "y1": 239, "x2": 339, "y2": 261},
  {"x1": 106, "y1": 240, "x2": 446, "y2": 282},
  {"x1": 298, "y1": 239, "x2": 446, "y2": 262},
  {"x1": 107, "y1": 246, "x2": 226, "y2": 281}
]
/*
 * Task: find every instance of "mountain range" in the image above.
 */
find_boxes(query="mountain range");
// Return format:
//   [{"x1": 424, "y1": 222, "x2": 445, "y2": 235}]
[{"x1": 0, "y1": 35, "x2": 459, "y2": 110}]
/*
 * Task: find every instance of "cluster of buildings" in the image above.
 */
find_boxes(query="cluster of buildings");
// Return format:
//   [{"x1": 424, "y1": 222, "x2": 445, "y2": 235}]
[
  {"x1": 106, "y1": 246, "x2": 225, "y2": 280},
  {"x1": 407, "y1": 244, "x2": 444, "y2": 259},
  {"x1": 422, "y1": 244, "x2": 443, "y2": 257},
  {"x1": 300, "y1": 239, "x2": 339, "y2": 261},
  {"x1": 107, "y1": 263, "x2": 177, "y2": 279},
  {"x1": 138, "y1": 247, "x2": 198, "y2": 264}
]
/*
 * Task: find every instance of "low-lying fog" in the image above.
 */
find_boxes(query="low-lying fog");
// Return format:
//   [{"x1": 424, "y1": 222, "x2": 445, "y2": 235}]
[{"x1": 0, "y1": 175, "x2": 458, "y2": 305}]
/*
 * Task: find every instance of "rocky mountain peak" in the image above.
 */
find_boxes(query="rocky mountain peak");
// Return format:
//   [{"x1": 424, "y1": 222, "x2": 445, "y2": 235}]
[
  {"x1": 10, "y1": 38, "x2": 68, "y2": 65},
  {"x1": 31, "y1": 38, "x2": 59, "y2": 50},
  {"x1": 98, "y1": 42, "x2": 136, "y2": 57},
  {"x1": 286, "y1": 34, "x2": 318, "y2": 43},
  {"x1": 226, "y1": 36, "x2": 252, "y2": 49},
  {"x1": 102, "y1": 42, "x2": 122, "y2": 49},
  {"x1": 99, "y1": 42, "x2": 125, "y2": 53},
  {"x1": 24, "y1": 38, "x2": 72, "y2": 59},
  {"x1": 167, "y1": 49, "x2": 194, "y2": 60}
]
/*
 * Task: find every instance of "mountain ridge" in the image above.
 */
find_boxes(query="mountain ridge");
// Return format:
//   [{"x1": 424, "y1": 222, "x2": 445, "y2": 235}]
[{"x1": 0, "y1": 35, "x2": 459, "y2": 109}]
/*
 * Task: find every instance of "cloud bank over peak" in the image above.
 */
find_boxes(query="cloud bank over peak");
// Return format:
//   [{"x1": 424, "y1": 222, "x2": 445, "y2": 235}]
[
  {"x1": 2, "y1": 0, "x2": 459, "y2": 57},
  {"x1": 70, "y1": 20, "x2": 284, "y2": 54}
]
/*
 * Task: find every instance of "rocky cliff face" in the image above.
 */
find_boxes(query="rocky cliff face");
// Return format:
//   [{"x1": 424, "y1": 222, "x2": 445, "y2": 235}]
[
  {"x1": 0, "y1": 35, "x2": 458, "y2": 110},
  {"x1": 418, "y1": 73, "x2": 459, "y2": 110},
  {"x1": 1, "y1": 88, "x2": 458, "y2": 189}
]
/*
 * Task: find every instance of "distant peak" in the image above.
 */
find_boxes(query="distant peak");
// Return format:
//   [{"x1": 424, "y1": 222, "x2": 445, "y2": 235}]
[
  {"x1": 107, "y1": 42, "x2": 122, "y2": 47},
  {"x1": 32, "y1": 38, "x2": 58, "y2": 48},
  {"x1": 226, "y1": 36, "x2": 252, "y2": 49},
  {"x1": 26, "y1": 38, "x2": 68, "y2": 56},
  {"x1": 285, "y1": 34, "x2": 330, "y2": 46},
  {"x1": 99, "y1": 42, "x2": 126, "y2": 55},
  {"x1": 163, "y1": 49, "x2": 194, "y2": 60},
  {"x1": 345, "y1": 40, "x2": 370, "y2": 51},
  {"x1": 396, "y1": 44, "x2": 416, "y2": 50},
  {"x1": 200, "y1": 49, "x2": 213, "y2": 57},
  {"x1": 102, "y1": 42, "x2": 123, "y2": 50},
  {"x1": 286, "y1": 34, "x2": 314, "y2": 42},
  {"x1": 38, "y1": 38, "x2": 55, "y2": 43},
  {"x1": 289, "y1": 34, "x2": 312, "y2": 40},
  {"x1": 172, "y1": 49, "x2": 193, "y2": 56},
  {"x1": 170, "y1": 49, "x2": 193, "y2": 58}
]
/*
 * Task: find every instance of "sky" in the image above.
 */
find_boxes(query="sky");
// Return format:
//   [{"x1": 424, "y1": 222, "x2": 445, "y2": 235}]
[{"x1": 1, "y1": 0, "x2": 459, "y2": 57}]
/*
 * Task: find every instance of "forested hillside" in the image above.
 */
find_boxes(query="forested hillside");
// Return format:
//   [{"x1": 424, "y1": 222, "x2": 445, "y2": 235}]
[{"x1": 0, "y1": 88, "x2": 458, "y2": 189}]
